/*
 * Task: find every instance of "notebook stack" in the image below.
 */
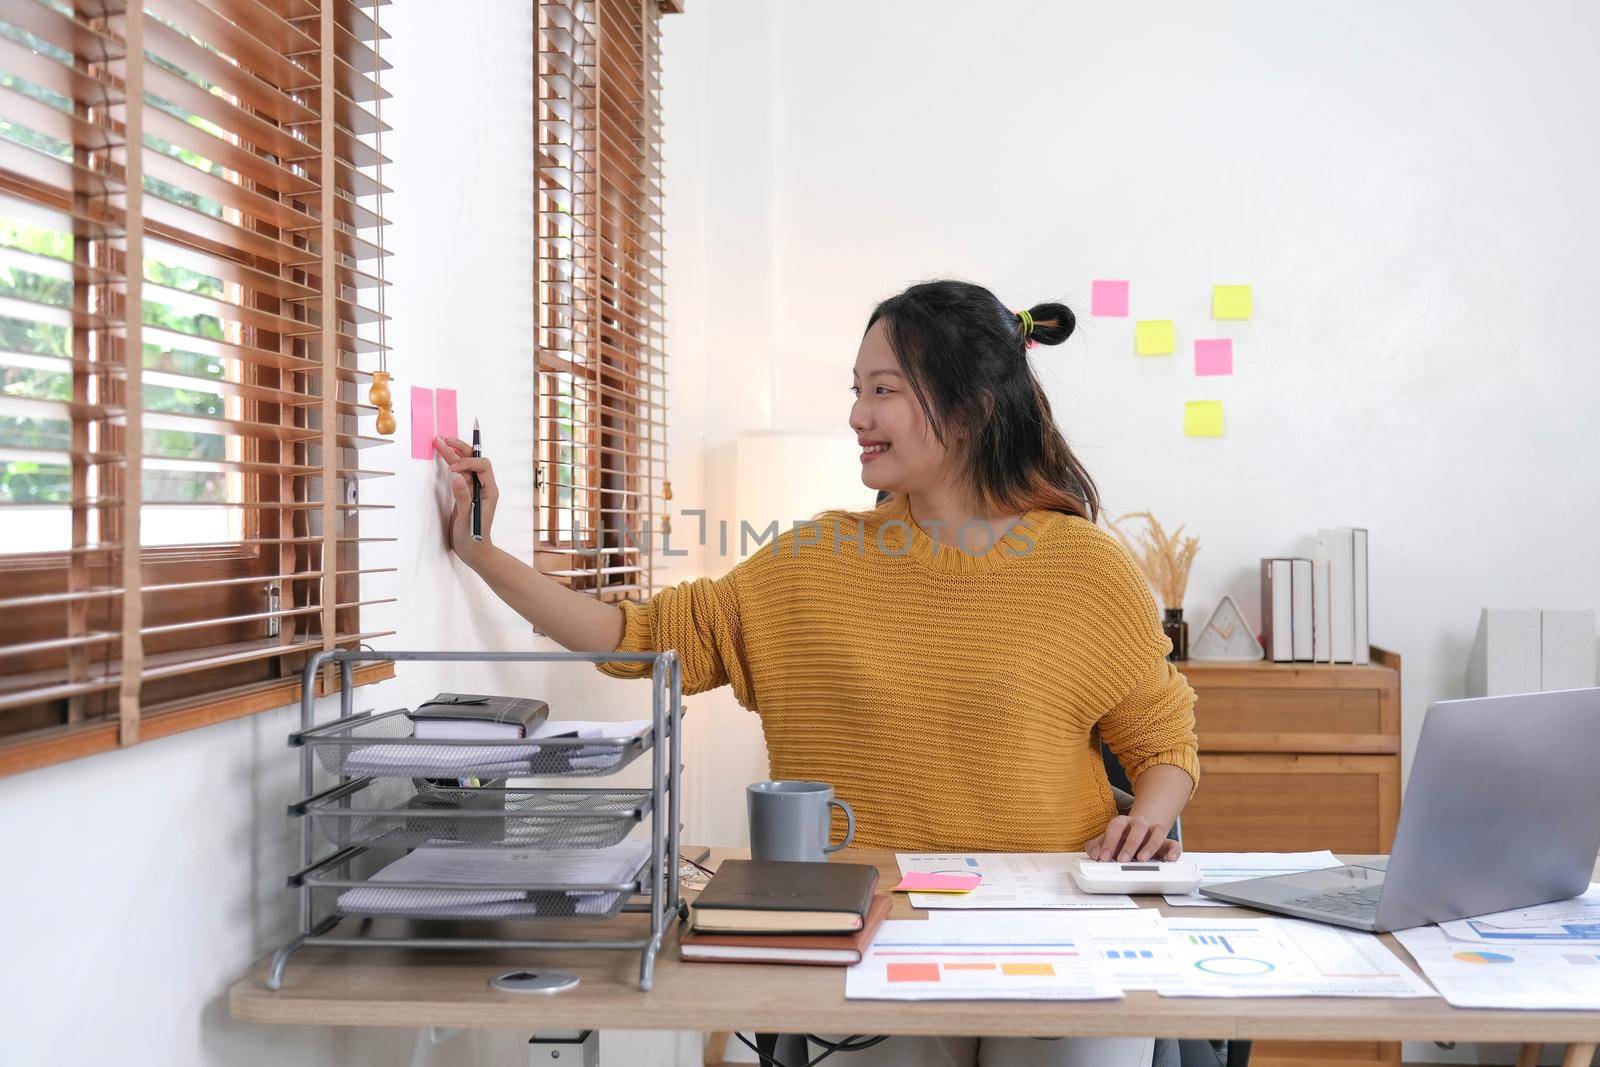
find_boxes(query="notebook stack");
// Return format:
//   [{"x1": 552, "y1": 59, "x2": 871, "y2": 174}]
[{"x1": 682, "y1": 860, "x2": 889, "y2": 966}]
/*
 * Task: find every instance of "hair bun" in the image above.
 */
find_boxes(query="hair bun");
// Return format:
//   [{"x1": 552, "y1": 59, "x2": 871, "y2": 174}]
[{"x1": 1025, "y1": 301, "x2": 1075, "y2": 346}]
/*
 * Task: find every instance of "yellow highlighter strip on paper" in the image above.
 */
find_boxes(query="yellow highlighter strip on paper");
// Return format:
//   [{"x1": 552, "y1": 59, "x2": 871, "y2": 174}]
[{"x1": 893, "y1": 872, "x2": 983, "y2": 893}]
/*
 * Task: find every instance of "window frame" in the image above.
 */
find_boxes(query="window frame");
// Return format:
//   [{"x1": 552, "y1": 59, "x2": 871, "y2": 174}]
[{"x1": 0, "y1": 0, "x2": 396, "y2": 776}]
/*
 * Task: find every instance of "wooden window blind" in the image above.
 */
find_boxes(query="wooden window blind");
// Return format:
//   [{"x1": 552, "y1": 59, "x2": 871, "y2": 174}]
[
  {"x1": 0, "y1": 0, "x2": 395, "y2": 775},
  {"x1": 535, "y1": 0, "x2": 672, "y2": 603}
]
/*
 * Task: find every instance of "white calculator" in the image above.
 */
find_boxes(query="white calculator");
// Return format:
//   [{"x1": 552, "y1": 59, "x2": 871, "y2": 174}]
[{"x1": 1071, "y1": 859, "x2": 1203, "y2": 895}]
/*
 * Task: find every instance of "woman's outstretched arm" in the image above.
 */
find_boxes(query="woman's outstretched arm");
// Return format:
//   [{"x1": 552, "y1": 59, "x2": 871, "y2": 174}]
[{"x1": 434, "y1": 435, "x2": 624, "y2": 652}]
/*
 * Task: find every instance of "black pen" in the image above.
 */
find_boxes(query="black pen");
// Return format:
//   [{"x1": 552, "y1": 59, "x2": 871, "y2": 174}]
[{"x1": 470, "y1": 418, "x2": 483, "y2": 542}]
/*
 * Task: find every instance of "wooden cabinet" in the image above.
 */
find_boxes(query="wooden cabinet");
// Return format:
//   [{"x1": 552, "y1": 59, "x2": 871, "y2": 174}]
[
  {"x1": 1180, "y1": 646, "x2": 1401, "y2": 853},
  {"x1": 1178, "y1": 646, "x2": 1403, "y2": 1067}
]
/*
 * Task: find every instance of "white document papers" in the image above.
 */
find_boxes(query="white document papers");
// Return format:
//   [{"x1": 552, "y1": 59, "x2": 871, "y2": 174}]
[
  {"x1": 343, "y1": 741, "x2": 541, "y2": 775},
  {"x1": 1437, "y1": 884, "x2": 1600, "y2": 946},
  {"x1": 1395, "y1": 925, "x2": 1600, "y2": 1010},
  {"x1": 555, "y1": 719, "x2": 653, "y2": 769},
  {"x1": 896, "y1": 852, "x2": 1135, "y2": 910},
  {"x1": 1162, "y1": 917, "x2": 1434, "y2": 998},
  {"x1": 845, "y1": 912, "x2": 1121, "y2": 1001},
  {"x1": 336, "y1": 840, "x2": 649, "y2": 918},
  {"x1": 342, "y1": 718, "x2": 650, "y2": 776},
  {"x1": 1162, "y1": 851, "x2": 1343, "y2": 907}
]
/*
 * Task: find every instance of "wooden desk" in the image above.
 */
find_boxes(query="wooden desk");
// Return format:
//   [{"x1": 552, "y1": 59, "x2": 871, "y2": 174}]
[{"x1": 231, "y1": 850, "x2": 1600, "y2": 1065}]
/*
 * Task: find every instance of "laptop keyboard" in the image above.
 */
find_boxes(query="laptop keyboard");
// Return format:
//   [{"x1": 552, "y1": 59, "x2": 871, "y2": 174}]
[{"x1": 1283, "y1": 885, "x2": 1384, "y2": 918}]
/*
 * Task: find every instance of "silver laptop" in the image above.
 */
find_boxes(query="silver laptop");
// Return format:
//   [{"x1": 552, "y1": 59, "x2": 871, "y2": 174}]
[{"x1": 1200, "y1": 687, "x2": 1600, "y2": 932}]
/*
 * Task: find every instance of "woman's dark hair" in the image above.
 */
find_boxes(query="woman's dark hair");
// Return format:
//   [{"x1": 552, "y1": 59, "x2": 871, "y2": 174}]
[{"x1": 865, "y1": 279, "x2": 1100, "y2": 520}]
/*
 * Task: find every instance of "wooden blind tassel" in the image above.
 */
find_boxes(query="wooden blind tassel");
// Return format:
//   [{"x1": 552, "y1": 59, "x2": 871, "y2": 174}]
[{"x1": 370, "y1": 371, "x2": 396, "y2": 435}]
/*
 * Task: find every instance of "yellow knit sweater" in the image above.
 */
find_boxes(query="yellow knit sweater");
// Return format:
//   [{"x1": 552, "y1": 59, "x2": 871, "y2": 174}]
[{"x1": 598, "y1": 495, "x2": 1198, "y2": 852}]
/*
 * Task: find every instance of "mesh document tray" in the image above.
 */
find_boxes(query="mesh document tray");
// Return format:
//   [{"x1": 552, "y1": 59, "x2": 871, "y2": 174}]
[
  {"x1": 305, "y1": 779, "x2": 652, "y2": 851},
  {"x1": 293, "y1": 709, "x2": 653, "y2": 780},
  {"x1": 304, "y1": 846, "x2": 652, "y2": 924}
]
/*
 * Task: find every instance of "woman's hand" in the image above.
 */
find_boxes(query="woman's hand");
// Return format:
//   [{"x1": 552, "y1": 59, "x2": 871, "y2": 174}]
[
  {"x1": 1084, "y1": 814, "x2": 1182, "y2": 862},
  {"x1": 433, "y1": 434, "x2": 497, "y2": 568}
]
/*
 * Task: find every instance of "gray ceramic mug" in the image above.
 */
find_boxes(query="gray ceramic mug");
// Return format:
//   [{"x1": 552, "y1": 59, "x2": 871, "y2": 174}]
[{"x1": 746, "y1": 780, "x2": 855, "y2": 862}]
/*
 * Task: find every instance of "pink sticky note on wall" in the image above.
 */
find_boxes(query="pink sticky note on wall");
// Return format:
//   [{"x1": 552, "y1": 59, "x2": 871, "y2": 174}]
[
  {"x1": 410, "y1": 386, "x2": 435, "y2": 459},
  {"x1": 1091, "y1": 279, "x2": 1130, "y2": 317},
  {"x1": 436, "y1": 388, "x2": 459, "y2": 440},
  {"x1": 1195, "y1": 338, "x2": 1234, "y2": 376}
]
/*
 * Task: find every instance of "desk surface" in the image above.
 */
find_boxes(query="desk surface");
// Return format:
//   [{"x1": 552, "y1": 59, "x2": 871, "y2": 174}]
[{"x1": 230, "y1": 851, "x2": 1600, "y2": 1043}]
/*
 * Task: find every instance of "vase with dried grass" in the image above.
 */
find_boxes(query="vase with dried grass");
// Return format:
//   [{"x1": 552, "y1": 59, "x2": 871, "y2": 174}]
[{"x1": 1106, "y1": 511, "x2": 1201, "y2": 661}]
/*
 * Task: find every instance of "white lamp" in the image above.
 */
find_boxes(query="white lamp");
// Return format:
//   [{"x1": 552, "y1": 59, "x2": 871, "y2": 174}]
[{"x1": 734, "y1": 429, "x2": 876, "y2": 544}]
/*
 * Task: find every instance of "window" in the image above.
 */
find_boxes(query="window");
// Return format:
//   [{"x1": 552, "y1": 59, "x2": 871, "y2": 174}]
[
  {"x1": 0, "y1": 0, "x2": 394, "y2": 774},
  {"x1": 535, "y1": 0, "x2": 673, "y2": 602}
]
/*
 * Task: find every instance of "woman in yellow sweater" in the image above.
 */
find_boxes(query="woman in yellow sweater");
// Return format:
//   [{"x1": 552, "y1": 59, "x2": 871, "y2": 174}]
[{"x1": 436, "y1": 279, "x2": 1197, "y2": 1067}]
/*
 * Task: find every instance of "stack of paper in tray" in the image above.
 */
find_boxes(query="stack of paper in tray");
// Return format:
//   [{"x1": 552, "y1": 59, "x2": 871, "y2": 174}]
[
  {"x1": 342, "y1": 718, "x2": 651, "y2": 776},
  {"x1": 336, "y1": 840, "x2": 650, "y2": 919}
]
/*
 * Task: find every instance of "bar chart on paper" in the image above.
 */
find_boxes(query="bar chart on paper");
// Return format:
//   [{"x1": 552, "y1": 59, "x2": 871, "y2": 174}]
[
  {"x1": 1080, "y1": 909, "x2": 1194, "y2": 992},
  {"x1": 845, "y1": 916, "x2": 1122, "y2": 1001}
]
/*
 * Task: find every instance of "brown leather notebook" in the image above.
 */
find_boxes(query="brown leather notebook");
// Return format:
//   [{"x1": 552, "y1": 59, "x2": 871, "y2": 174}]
[
  {"x1": 681, "y1": 895, "x2": 891, "y2": 965},
  {"x1": 690, "y1": 860, "x2": 880, "y2": 933}
]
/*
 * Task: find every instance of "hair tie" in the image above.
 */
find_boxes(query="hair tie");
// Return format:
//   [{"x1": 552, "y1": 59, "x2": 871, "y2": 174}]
[{"x1": 1016, "y1": 308, "x2": 1034, "y2": 338}]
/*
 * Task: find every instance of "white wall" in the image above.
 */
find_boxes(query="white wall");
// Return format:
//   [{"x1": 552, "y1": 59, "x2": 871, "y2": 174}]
[{"x1": 666, "y1": 0, "x2": 1600, "y2": 784}]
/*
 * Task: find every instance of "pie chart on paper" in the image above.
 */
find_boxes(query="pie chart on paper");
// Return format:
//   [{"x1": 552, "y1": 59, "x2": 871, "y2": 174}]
[{"x1": 1452, "y1": 951, "x2": 1515, "y2": 965}]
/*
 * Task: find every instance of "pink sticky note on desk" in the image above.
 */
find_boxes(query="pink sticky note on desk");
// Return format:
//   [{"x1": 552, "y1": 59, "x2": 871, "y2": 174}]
[
  {"x1": 1091, "y1": 279, "x2": 1130, "y2": 317},
  {"x1": 1195, "y1": 338, "x2": 1234, "y2": 376},
  {"x1": 893, "y1": 872, "x2": 983, "y2": 893},
  {"x1": 436, "y1": 388, "x2": 459, "y2": 440},
  {"x1": 410, "y1": 386, "x2": 435, "y2": 459}
]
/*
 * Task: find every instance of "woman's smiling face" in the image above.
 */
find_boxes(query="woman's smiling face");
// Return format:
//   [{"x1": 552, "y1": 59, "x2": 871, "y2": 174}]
[{"x1": 849, "y1": 319, "x2": 951, "y2": 495}]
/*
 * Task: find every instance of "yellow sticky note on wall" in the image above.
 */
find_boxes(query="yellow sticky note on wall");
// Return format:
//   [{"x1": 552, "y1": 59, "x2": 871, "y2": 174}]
[
  {"x1": 1184, "y1": 400, "x2": 1225, "y2": 438},
  {"x1": 1212, "y1": 284, "x2": 1252, "y2": 320},
  {"x1": 1135, "y1": 320, "x2": 1176, "y2": 356}
]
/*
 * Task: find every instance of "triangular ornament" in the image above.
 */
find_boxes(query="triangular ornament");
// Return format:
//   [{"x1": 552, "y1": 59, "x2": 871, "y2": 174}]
[{"x1": 1189, "y1": 595, "x2": 1264, "y2": 661}]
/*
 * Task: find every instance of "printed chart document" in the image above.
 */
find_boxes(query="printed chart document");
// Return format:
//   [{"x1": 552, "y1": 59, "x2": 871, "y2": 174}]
[
  {"x1": 845, "y1": 913, "x2": 1121, "y2": 1001},
  {"x1": 896, "y1": 852, "x2": 1135, "y2": 911},
  {"x1": 1162, "y1": 851, "x2": 1343, "y2": 908},
  {"x1": 1437, "y1": 884, "x2": 1600, "y2": 946},
  {"x1": 337, "y1": 840, "x2": 650, "y2": 917},
  {"x1": 1071, "y1": 909, "x2": 1193, "y2": 992},
  {"x1": 1395, "y1": 926, "x2": 1600, "y2": 1010},
  {"x1": 1162, "y1": 917, "x2": 1435, "y2": 998}
]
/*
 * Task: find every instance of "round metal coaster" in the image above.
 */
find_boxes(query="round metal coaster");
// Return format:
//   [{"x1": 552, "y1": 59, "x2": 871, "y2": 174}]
[{"x1": 489, "y1": 970, "x2": 580, "y2": 995}]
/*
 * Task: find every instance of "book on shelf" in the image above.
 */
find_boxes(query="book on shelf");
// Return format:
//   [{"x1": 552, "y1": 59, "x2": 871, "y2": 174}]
[
  {"x1": 1351, "y1": 527, "x2": 1370, "y2": 665},
  {"x1": 1260, "y1": 558, "x2": 1294, "y2": 662},
  {"x1": 1317, "y1": 527, "x2": 1356, "y2": 663},
  {"x1": 1314, "y1": 526, "x2": 1370, "y2": 664},
  {"x1": 681, "y1": 894, "x2": 892, "y2": 965},
  {"x1": 1312, "y1": 558, "x2": 1332, "y2": 663},
  {"x1": 1291, "y1": 558, "x2": 1314, "y2": 662},
  {"x1": 690, "y1": 860, "x2": 880, "y2": 934}
]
